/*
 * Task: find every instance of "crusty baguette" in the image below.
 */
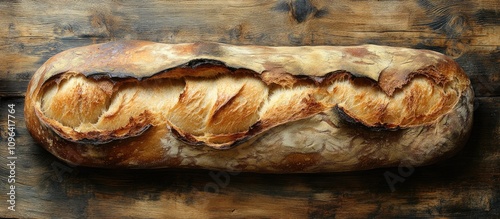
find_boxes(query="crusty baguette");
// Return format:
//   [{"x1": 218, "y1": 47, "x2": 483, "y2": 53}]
[{"x1": 24, "y1": 40, "x2": 473, "y2": 172}]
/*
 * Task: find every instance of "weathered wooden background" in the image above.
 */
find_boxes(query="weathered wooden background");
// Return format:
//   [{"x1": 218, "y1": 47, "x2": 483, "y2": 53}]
[{"x1": 1, "y1": 0, "x2": 499, "y2": 218}]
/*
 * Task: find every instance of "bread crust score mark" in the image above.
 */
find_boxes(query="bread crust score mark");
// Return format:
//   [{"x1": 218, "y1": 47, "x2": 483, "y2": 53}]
[{"x1": 24, "y1": 41, "x2": 473, "y2": 171}]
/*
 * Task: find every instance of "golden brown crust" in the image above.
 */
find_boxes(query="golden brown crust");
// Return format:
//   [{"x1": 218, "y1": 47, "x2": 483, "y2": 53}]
[{"x1": 24, "y1": 40, "x2": 473, "y2": 172}]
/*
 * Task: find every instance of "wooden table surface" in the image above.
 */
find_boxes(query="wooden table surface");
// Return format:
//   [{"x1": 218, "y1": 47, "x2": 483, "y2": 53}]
[{"x1": 1, "y1": 0, "x2": 499, "y2": 218}]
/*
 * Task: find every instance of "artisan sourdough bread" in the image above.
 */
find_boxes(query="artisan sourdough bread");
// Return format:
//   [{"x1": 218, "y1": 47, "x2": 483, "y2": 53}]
[{"x1": 25, "y1": 41, "x2": 473, "y2": 172}]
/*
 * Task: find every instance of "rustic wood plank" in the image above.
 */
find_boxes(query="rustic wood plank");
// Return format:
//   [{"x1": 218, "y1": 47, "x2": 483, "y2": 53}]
[
  {"x1": 1, "y1": 0, "x2": 499, "y2": 218},
  {"x1": 0, "y1": 97, "x2": 498, "y2": 218},
  {"x1": 0, "y1": 81, "x2": 27, "y2": 97}
]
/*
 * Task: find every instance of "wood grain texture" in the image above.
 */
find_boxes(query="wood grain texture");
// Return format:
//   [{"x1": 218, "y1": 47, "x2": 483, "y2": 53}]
[{"x1": 0, "y1": 0, "x2": 499, "y2": 218}]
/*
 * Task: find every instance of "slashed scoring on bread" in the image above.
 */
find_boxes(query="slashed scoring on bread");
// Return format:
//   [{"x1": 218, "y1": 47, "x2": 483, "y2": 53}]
[
  {"x1": 24, "y1": 41, "x2": 473, "y2": 171},
  {"x1": 37, "y1": 64, "x2": 460, "y2": 149}
]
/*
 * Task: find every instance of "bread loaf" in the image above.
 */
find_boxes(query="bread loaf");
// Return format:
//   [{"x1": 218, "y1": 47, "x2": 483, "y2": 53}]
[{"x1": 24, "y1": 40, "x2": 473, "y2": 172}]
